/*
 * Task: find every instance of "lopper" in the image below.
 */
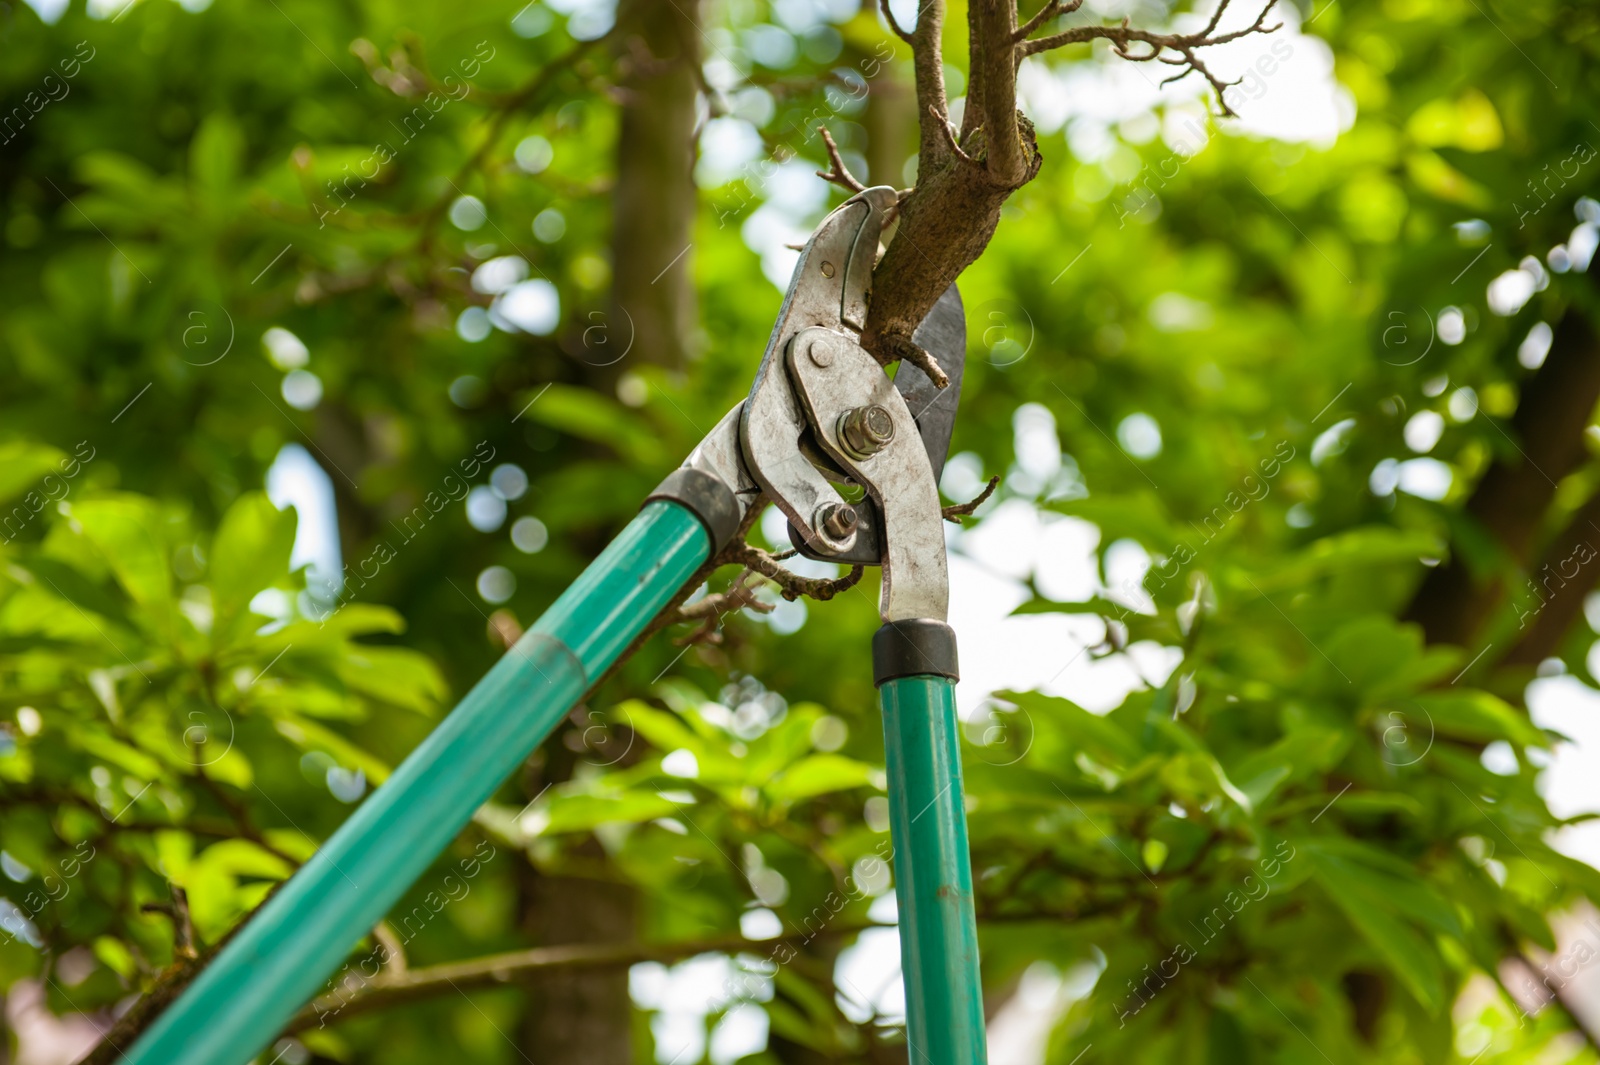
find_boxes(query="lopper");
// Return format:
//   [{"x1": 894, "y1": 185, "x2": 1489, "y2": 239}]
[{"x1": 124, "y1": 186, "x2": 987, "y2": 1065}]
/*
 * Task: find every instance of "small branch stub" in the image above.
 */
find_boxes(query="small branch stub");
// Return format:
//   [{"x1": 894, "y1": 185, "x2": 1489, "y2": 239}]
[
  {"x1": 816, "y1": 127, "x2": 866, "y2": 193},
  {"x1": 943, "y1": 477, "x2": 999, "y2": 524}
]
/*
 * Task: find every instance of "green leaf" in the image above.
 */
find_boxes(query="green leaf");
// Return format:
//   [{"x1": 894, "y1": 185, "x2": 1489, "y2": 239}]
[
  {"x1": 765, "y1": 754, "x2": 875, "y2": 803},
  {"x1": 333, "y1": 645, "x2": 447, "y2": 715},
  {"x1": 623, "y1": 702, "x2": 706, "y2": 756},
  {"x1": 0, "y1": 441, "x2": 64, "y2": 509},
  {"x1": 1411, "y1": 689, "x2": 1546, "y2": 749},
  {"x1": 1306, "y1": 838, "x2": 1461, "y2": 1010},
  {"x1": 520, "y1": 384, "x2": 660, "y2": 463},
  {"x1": 1002, "y1": 690, "x2": 1143, "y2": 771},
  {"x1": 1047, "y1": 493, "x2": 1176, "y2": 552},
  {"x1": 13, "y1": 556, "x2": 135, "y2": 632},
  {"x1": 189, "y1": 112, "x2": 243, "y2": 196},
  {"x1": 537, "y1": 791, "x2": 683, "y2": 835},
  {"x1": 1257, "y1": 528, "x2": 1443, "y2": 591},
  {"x1": 209, "y1": 492, "x2": 297, "y2": 645},
  {"x1": 1230, "y1": 728, "x2": 1348, "y2": 808},
  {"x1": 70, "y1": 495, "x2": 177, "y2": 638},
  {"x1": 272, "y1": 714, "x2": 393, "y2": 785}
]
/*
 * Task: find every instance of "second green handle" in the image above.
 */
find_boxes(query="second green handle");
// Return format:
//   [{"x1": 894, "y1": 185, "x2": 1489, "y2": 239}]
[{"x1": 879, "y1": 672, "x2": 987, "y2": 1065}]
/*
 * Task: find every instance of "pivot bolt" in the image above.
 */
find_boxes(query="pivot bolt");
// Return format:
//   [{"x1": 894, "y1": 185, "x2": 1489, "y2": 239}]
[
  {"x1": 817, "y1": 502, "x2": 858, "y2": 543},
  {"x1": 838, "y1": 405, "x2": 896, "y2": 459}
]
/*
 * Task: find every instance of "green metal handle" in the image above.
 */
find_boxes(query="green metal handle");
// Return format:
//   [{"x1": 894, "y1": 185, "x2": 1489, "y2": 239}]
[
  {"x1": 879, "y1": 673, "x2": 987, "y2": 1065},
  {"x1": 124, "y1": 500, "x2": 710, "y2": 1065}
]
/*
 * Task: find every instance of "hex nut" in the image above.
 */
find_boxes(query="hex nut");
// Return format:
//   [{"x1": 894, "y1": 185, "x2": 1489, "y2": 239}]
[
  {"x1": 818, "y1": 502, "x2": 858, "y2": 542},
  {"x1": 838, "y1": 404, "x2": 896, "y2": 458}
]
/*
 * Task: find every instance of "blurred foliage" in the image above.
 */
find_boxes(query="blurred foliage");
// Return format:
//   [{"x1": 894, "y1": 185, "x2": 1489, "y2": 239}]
[{"x1": 3, "y1": 0, "x2": 1600, "y2": 1063}]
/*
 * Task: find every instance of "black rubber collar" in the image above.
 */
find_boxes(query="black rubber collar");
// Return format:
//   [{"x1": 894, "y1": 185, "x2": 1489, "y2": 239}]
[
  {"x1": 872, "y1": 619, "x2": 959, "y2": 686},
  {"x1": 645, "y1": 467, "x2": 741, "y2": 553}
]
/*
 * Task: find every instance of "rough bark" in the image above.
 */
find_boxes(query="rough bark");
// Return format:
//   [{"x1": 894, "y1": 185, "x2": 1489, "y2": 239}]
[
  {"x1": 863, "y1": 122, "x2": 1038, "y2": 367},
  {"x1": 860, "y1": 0, "x2": 1271, "y2": 368}
]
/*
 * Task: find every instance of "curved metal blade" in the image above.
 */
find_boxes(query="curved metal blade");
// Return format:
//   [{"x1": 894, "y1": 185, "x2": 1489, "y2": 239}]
[
  {"x1": 788, "y1": 283, "x2": 966, "y2": 565},
  {"x1": 742, "y1": 187, "x2": 898, "y2": 556}
]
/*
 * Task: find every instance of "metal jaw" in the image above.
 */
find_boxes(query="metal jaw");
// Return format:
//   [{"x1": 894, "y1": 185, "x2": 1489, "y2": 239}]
[
  {"x1": 651, "y1": 185, "x2": 964, "y2": 622},
  {"x1": 740, "y1": 186, "x2": 958, "y2": 622}
]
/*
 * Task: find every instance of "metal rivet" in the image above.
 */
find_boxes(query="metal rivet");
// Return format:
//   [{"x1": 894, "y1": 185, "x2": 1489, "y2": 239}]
[
  {"x1": 807, "y1": 339, "x2": 833, "y2": 367},
  {"x1": 820, "y1": 261, "x2": 835, "y2": 278}
]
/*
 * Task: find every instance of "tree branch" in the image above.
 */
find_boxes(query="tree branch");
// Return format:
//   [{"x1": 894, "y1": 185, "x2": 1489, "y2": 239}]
[
  {"x1": 878, "y1": 0, "x2": 913, "y2": 44},
  {"x1": 969, "y1": 0, "x2": 1027, "y2": 184},
  {"x1": 929, "y1": 105, "x2": 980, "y2": 169},
  {"x1": 909, "y1": 0, "x2": 950, "y2": 166},
  {"x1": 1013, "y1": 0, "x2": 1083, "y2": 42},
  {"x1": 284, "y1": 907, "x2": 1104, "y2": 1035},
  {"x1": 80, "y1": 884, "x2": 285, "y2": 1065},
  {"x1": 139, "y1": 883, "x2": 198, "y2": 960},
  {"x1": 1019, "y1": 0, "x2": 1282, "y2": 117},
  {"x1": 723, "y1": 542, "x2": 866, "y2": 602},
  {"x1": 877, "y1": 327, "x2": 952, "y2": 389},
  {"x1": 943, "y1": 476, "x2": 1000, "y2": 523},
  {"x1": 815, "y1": 126, "x2": 867, "y2": 193},
  {"x1": 286, "y1": 923, "x2": 888, "y2": 1033},
  {"x1": 659, "y1": 567, "x2": 774, "y2": 645},
  {"x1": 1406, "y1": 264, "x2": 1600, "y2": 649},
  {"x1": 1500, "y1": 491, "x2": 1600, "y2": 668}
]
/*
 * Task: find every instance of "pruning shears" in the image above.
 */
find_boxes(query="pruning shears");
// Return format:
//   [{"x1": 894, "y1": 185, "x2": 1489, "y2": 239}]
[{"x1": 127, "y1": 188, "x2": 987, "y2": 1065}]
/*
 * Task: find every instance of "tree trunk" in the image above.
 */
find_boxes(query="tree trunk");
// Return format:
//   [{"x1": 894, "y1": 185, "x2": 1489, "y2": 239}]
[
  {"x1": 519, "y1": 856, "x2": 636, "y2": 1064},
  {"x1": 607, "y1": 0, "x2": 701, "y2": 372},
  {"x1": 1405, "y1": 262, "x2": 1600, "y2": 649},
  {"x1": 515, "y1": 3, "x2": 704, "y2": 1059}
]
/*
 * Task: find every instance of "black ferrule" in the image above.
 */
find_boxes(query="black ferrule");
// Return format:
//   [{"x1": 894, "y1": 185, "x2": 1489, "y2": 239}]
[
  {"x1": 644, "y1": 467, "x2": 740, "y2": 552},
  {"x1": 872, "y1": 619, "x2": 959, "y2": 686}
]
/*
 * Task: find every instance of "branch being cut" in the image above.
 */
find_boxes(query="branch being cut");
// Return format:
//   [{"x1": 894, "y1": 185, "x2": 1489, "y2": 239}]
[
  {"x1": 815, "y1": 127, "x2": 867, "y2": 193},
  {"x1": 862, "y1": 0, "x2": 1280, "y2": 374}
]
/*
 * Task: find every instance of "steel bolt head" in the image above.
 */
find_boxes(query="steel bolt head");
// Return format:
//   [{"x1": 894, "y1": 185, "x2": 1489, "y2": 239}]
[{"x1": 838, "y1": 404, "x2": 896, "y2": 458}]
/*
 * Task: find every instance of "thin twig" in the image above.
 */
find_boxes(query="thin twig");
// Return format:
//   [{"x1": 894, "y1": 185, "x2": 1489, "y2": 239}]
[
  {"x1": 661, "y1": 568, "x2": 773, "y2": 645},
  {"x1": 724, "y1": 542, "x2": 865, "y2": 602},
  {"x1": 816, "y1": 127, "x2": 867, "y2": 193},
  {"x1": 373, "y1": 922, "x2": 408, "y2": 975},
  {"x1": 929, "y1": 105, "x2": 981, "y2": 168},
  {"x1": 876, "y1": 329, "x2": 951, "y2": 390},
  {"x1": 878, "y1": 0, "x2": 914, "y2": 43},
  {"x1": 1013, "y1": 0, "x2": 1084, "y2": 42},
  {"x1": 289, "y1": 921, "x2": 888, "y2": 1033},
  {"x1": 140, "y1": 883, "x2": 198, "y2": 960},
  {"x1": 1018, "y1": 0, "x2": 1282, "y2": 117},
  {"x1": 943, "y1": 476, "x2": 1000, "y2": 523}
]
